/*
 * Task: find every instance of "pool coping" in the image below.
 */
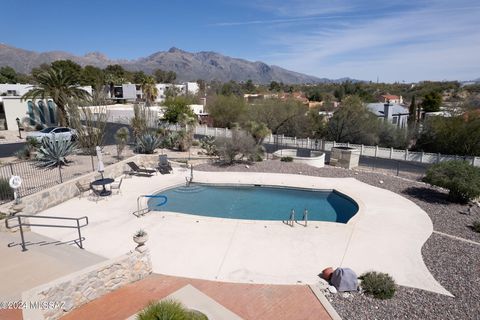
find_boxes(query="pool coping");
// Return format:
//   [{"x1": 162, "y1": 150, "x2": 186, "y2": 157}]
[{"x1": 147, "y1": 182, "x2": 362, "y2": 225}]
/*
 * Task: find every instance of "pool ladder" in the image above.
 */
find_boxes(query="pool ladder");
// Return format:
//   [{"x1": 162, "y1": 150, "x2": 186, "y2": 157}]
[{"x1": 286, "y1": 209, "x2": 308, "y2": 227}]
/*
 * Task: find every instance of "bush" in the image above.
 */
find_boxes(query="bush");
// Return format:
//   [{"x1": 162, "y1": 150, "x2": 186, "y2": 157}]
[
  {"x1": 359, "y1": 271, "x2": 396, "y2": 300},
  {"x1": 115, "y1": 127, "x2": 130, "y2": 159},
  {"x1": 281, "y1": 156, "x2": 293, "y2": 162},
  {"x1": 215, "y1": 129, "x2": 257, "y2": 164},
  {"x1": 191, "y1": 140, "x2": 200, "y2": 147},
  {"x1": 473, "y1": 220, "x2": 480, "y2": 233},
  {"x1": 423, "y1": 160, "x2": 480, "y2": 203},
  {"x1": 200, "y1": 136, "x2": 217, "y2": 156},
  {"x1": 136, "y1": 300, "x2": 207, "y2": 320},
  {"x1": 0, "y1": 178, "x2": 14, "y2": 201}
]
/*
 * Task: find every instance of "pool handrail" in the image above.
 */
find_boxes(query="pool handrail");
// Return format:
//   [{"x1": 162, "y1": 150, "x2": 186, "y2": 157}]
[{"x1": 135, "y1": 194, "x2": 168, "y2": 218}]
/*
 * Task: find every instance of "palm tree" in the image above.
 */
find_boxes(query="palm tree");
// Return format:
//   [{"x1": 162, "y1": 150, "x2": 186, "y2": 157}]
[
  {"x1": 22, "y1": 68, "x2": 91, "y2": 127},
  {"x1": 141, "y1": 76, "x2": 158, "y2": 107}
]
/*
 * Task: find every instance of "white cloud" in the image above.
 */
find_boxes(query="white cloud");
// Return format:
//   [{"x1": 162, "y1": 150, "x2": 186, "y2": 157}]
[{"x1": 259, "y1": 0, "x2": 480, "y2": 81}]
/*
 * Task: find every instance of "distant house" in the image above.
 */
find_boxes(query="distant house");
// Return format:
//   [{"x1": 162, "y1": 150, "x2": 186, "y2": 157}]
[
  {"x1": 379, "y1": 94, "x2": 403, "y2": 104},
  {"x1": 366, "y1": 103, "x2": 409, "y2": 128},
  {"x1": 106, "y1": 84, "x2": 142, "y2": 103},
  {"x1": 0, "y1": 84, "x2": 92, "y2": 131},
  {"x1": 155, "y1": 82, "x2": 199, "y2": 103}
]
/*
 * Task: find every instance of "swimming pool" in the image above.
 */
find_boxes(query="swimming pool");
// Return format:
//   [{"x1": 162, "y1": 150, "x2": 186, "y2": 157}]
[{"x1": 148, "y1": 184, "x2": 358, "y2": 223}]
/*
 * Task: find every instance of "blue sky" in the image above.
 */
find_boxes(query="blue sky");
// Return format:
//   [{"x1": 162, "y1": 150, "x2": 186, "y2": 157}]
[{"x1": 3, "y1": 0, "x2": 480, "y2": 82}]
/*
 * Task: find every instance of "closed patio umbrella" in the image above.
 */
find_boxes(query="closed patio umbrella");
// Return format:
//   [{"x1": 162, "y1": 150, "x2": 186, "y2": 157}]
[{"x1": 96, "y1": 146, "x2": 105, "y2": 179}]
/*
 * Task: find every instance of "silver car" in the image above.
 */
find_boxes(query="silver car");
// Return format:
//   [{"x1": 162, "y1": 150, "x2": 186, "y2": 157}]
[{"x1": 27, "y1": 127, "x2": 78, "y2": 142}]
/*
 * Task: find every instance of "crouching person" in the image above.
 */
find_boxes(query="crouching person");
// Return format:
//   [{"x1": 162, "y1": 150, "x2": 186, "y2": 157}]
[{"x1": 321, "y1": 267, "x2": 359, "y2": 292}]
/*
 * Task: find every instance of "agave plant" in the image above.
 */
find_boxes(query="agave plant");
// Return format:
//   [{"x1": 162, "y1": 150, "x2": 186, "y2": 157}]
[
  {"x1": 36, "y1": 137, "x2": 77, "y2": 168},
  {"x1": 135, "y1": 133, "x2": 162, "y2": 154}
]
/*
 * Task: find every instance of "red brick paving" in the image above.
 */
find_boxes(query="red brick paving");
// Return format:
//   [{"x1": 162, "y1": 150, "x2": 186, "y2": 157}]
[
  {"x1": 0, "y1": 309, "x2": 22, "y2": 320},
  {"x1": 61, "y1": 274, "x2": 332, "y2": 320}
]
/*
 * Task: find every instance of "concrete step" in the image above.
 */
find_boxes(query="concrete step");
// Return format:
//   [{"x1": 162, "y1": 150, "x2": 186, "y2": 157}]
[{"x1": 0, "y1": 231, "x2": 106, "y2": 300}]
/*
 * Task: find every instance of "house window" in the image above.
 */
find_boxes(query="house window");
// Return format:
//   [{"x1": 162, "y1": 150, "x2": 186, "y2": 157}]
[
  {"x1": 38, "y1": 101, "x2": 46, "y2": 124},
  {"x1": 27, "y1": 101, "x2": 35, "y2": 125},
  {"x1": 48, "y1": 101, "x2": 56, "y2": 124}
]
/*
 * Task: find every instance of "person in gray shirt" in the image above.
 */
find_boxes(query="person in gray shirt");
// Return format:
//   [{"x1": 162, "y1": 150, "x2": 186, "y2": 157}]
[{"x1": 321, "y1": 267, "x2": 359, "y2": 292}]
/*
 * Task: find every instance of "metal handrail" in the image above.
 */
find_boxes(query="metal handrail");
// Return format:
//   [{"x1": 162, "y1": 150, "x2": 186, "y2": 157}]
[
  {"x1": 5, "y1": 214, "x2": 89, "y2": 252},
  {"x1": 134, "y1": 194, "x2": 168, "y2": 218},
  {"x1": 303, "y1": 209, "x2": 308, "y2": 227}
]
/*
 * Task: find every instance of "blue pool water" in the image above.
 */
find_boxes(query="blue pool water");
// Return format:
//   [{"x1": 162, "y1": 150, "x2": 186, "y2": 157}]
[{"x1": 148, "y1": 184, "x2": 358, "y2": 223}]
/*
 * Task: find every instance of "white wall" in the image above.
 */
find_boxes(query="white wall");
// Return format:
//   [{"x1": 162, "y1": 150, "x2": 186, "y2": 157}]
[
  {"x1": 0, "y1": 84, "x2": 34, "y2": 96},
  {"x1": 1, "y1": 97, "x2": 58, "y2": 131}
]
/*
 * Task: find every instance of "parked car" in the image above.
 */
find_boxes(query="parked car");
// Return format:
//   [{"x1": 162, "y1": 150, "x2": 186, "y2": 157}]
[{"x1": 27, "y1": 127, "x2": 78, "y2": 142}]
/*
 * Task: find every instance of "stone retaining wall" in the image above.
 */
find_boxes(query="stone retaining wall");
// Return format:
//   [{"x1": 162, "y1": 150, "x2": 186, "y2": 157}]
[
  {"x1": 0, "y1": 154, "x2": 158, "y2": 216},
  {"x1": 22, "y1": 249, "x2": 152, "y2": 320}
]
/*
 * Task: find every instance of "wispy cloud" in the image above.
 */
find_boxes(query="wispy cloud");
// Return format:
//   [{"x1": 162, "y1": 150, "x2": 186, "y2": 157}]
[{"x1": 252, "y1": 0, "x2": 480, "y2": 81}]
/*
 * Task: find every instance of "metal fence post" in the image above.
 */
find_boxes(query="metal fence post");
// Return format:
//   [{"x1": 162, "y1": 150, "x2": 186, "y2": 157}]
[{"x1": 58, "y1": 166, "x2": 63, "y2": 183}]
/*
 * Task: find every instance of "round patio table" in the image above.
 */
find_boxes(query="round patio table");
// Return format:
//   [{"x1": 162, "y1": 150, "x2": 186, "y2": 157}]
[{"x1": 91, "y1": 178, "x2": 114, "y2": 196}]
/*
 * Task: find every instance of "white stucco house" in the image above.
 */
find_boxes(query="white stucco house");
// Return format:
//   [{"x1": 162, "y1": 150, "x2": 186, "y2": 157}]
[{"x1": 366, "y1": 102, "x2": 410, "y2": 128}]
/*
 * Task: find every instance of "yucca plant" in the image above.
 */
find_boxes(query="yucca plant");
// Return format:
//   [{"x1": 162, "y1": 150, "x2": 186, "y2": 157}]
[
  {"x1": 36, "y1": 137, "x2": 77, "y2": 168},
  {"x1": 135, "y1": 133, "x2": 162, "y2": 154}
]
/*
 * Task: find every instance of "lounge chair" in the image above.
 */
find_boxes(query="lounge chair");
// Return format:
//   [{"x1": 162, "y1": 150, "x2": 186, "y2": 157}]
[
  {"x1": 158, "y1": 154, "x2": 173, "y2": 174},
  {"x1": 126, "y1": 162, "x2": 157, "y2": 176}
]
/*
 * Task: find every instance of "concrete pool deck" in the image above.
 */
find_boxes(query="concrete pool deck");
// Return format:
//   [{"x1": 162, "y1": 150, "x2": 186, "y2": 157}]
[{"x1": 31, "y1": 168, "x2": 451, "y2": 296}]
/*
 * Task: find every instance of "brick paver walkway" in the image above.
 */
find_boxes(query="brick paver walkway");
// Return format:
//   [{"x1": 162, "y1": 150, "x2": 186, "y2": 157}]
[{"x1": 61, "y1": 274, "x2": 332, "y2": 320}]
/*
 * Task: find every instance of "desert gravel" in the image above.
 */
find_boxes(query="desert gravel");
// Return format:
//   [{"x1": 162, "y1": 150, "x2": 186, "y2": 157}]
[{"x1": 196, "y1": 160, "x2": 480, "y2": 320}]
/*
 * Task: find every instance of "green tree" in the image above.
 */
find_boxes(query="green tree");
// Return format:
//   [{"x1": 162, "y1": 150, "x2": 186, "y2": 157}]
[
  {"x1": 81, "y1": 65, "x2": 105, "y2": 87},
  {"x1": 207, "y1": 95, "x2": 246, "y2": 128},
  {"x1": 154, "y1": 69, "x2": 176, "y2": 83},
  {"x1": 243, "y1": 121, "x2": 271, "y2": 145},
  {"x1": 408, "y1": 95, "x2": 417, "y2": 126},
  {"x1": 220, "y1": 81, "x2": 243, "y2": 96},
  {"x1": 104, "y1": 64, "x2": 132, "y2": 84},
  {"x1": 269, "y1": 81, "x2": 282, "y2": 92},
  {"x1": 51, "y1": 60, "x2": 83, "y2": 82},
  {"x1": 421, "y1": 91, "x2": 442, "y2": 112},
  {"x1": 31, "y1": 63, "x2": 51, "y2": 79},
  {"x1": 22, "y1": 68, "x2": 91, "y2": 126},
  {"x1": 327, "y1": 95, "x2": 379, "y2": 145},
  {"x1": 162, "y1": 96, "x2": 195, "y2": 124},
  {"x1": 133, "y1": 71, "x2": 148, "y2": 84},
  {"x1": 243, "y1": 79, "x2": 256, "y2": 93},
  {"x1": 415, "y1": 112, "x2": 480, "y2": 156},
  {"x1": 0, "y1": 66, "x2": 18, "y2": 83}
]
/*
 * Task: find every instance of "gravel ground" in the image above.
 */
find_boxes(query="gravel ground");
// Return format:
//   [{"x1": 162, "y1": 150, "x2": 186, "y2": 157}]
[{"x1": 195, "y1": 160, "x2": 480, "y2": 320}]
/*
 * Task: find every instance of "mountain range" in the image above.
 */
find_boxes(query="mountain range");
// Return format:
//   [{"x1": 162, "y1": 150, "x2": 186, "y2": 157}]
[{"x1": 0, "y1": 43, "x2": 342, "y2": 84}]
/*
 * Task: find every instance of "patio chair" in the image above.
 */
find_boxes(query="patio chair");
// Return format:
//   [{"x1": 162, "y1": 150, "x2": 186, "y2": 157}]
[
  {"x1": 110, "y1": 178, "x2": 123, "y2": 195},
  {"x1": 76, "y1": 181, "x2": 92, "y2": 198},
  {"x1": 126, "y1": 161, "x2": 157, "y2": 176},
  {"x1": 158, "y1": 154, "x2": 173, "y2": 174}
]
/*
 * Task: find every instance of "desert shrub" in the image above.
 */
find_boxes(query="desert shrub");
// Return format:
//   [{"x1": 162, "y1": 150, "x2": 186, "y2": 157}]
[
  {"x1": 423, "y1": 160, "x2": 480, "y2": 203},
  {"x1": 191, "y1": 140, "x2": 200, "y2": 147},
  {"x1": 135, "y1": 133, "x2": 162, "y2": 154},
  {"x1": 0, "y1": 178, "x2": 14, "y2": 201},
  {"x1": 136, "y1": 300, "x2": 207, "y2": 320},
  {"x1": 215, "y1": 129, "x2": 257, "y2": 164},
  {"x1": 281, "y1": 156, "x2": 293, "y2": 162},
  {"x1": 36, "y1": 137, "x2": 77, "y2": 168},
  {"x1": 15, "y1": 137, "x2": 41, "y2": 160},
  {"x1": 473, "y1": 220, "x2": 480, "y2": 233},
  {"x1": 200, "y1": 136, "x2": 217, "y2": 156},
  {"x1": 359, "y1": 271, "x2": 396, "y2": 300},
  {"x1": 115, "y1": 127, "x2": 130, "y2": 159}
]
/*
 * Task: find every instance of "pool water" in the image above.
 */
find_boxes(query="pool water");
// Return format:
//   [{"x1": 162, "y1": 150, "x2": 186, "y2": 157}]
[{"x1": 148, "y1": 184, "x2": 358, "y2": 223}]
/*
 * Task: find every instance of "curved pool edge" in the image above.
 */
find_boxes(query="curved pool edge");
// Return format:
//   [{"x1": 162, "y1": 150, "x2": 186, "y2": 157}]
[{"x1": 147, "y1": 182, "x2": 361, "y2": 225}]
